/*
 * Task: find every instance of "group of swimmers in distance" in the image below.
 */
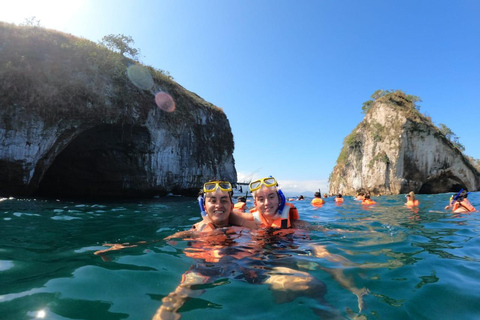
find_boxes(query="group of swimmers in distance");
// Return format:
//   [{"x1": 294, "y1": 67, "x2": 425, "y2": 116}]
[
  {"x1": 239, "y1": 183, "x2": 476, "y2": 212},
  {"x1": 308, "y1": 189, "x2": 476, "y2": 213}
]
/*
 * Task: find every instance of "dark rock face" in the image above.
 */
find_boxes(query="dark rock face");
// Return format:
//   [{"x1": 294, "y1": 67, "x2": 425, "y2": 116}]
[
  {"x1": 0, "y1": 23, "x2": 236, "y2": 198},
  {"x1": 329, "y1": 94, "x2": 480, "y2": 195},
  {"x1": 37, "y1": 125, "x2": 153, "y2": 198}
]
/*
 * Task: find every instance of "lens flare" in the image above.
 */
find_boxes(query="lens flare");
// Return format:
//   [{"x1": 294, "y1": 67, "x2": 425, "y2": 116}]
[
  {"x1": 36, "y1": 309, "x2": 46, "y2": 318},
  {"x1": 126, "y1": 65, "x2": 153, "y2": 90},
  {"x1": 155, "y1": 92, "x2": 176, "y2": 112}
]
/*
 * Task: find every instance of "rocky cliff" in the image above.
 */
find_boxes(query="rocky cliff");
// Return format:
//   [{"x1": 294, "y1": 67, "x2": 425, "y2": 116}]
[
  {"x1": 329, "y1": 91, "x2": 480, "y2": 195},
  {"x1": 0, "y1": 22, "x2": 236, "y2": 198}
]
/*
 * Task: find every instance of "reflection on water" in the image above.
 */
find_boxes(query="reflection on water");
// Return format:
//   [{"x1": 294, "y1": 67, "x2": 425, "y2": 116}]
[{"x1": 1, "y1": 193, "x2": 480, "y2": 319}]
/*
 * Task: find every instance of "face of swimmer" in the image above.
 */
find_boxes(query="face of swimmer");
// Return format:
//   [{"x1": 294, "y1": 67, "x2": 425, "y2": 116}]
[
  {"x1": 204, "y1": 188, "x2": 233, "y2": 227},
  {"x1": 253, "y1": 185, "x2": 280, "y2": 217}
]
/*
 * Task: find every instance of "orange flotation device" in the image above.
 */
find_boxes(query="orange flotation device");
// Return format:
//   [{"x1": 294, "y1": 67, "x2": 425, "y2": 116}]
[
  {"x1": 311, "y1": 198, "x2": 325, "y2": 206},
  {"x1": 250, "y1": 203, "x2": 298, "y2": 229},
  {"x1": 334, "y1": 197, "x2": 344, "y2": 203},
  {"x1": 452, "y1": 199, "x2": 476, "y2": 213},
  {"x1": 234, "y1": 202, "x2": 247, "y2": 212},
  {"x1": 362, "y1": 199, "x2": 376, "y2": 205},
  {"x1": 406, "y1": 200, "x2": 419, "y2": 207}
]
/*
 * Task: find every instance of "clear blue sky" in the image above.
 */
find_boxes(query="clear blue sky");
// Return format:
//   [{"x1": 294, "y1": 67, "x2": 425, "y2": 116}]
[{"x1": 2, "y1": 1, "x2": 480, "y2": 196}]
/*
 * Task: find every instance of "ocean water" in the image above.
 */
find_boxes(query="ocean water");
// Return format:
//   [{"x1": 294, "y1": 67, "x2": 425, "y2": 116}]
[{"x1": 1, "y1": 193, "x2": 480, "y2": 320}]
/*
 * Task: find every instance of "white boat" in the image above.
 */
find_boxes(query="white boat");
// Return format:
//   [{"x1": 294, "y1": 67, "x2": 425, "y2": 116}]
[{"x1": 233, "y1": 182, "x2": 251, "y2": 198}]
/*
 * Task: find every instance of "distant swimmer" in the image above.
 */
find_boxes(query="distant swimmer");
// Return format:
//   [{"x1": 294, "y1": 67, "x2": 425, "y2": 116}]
[
  {"x1": 298, "y1": 195, "x2": 305, "y2": 201},
  {"x1": 355, "y1": 192, "x2": 365, "y2": 201},
  {"x1": 234, "y1": 196, "x2": 248, "y2": 212},
  {"x1": 405, "y1": 191, "x2": 419, "y2": 207},
  {"x1": 361, "y1": 193, "x2": 376, "y2": 205},
  {"x1": 334, "y1": 194, "x2": 344, "y2": 204},
  {"x1": 445, "y1": 190, "x2": 477, "y2": 213},
  {"x1": 311, "y1": 192, "x2": 325, "y2": 206}
]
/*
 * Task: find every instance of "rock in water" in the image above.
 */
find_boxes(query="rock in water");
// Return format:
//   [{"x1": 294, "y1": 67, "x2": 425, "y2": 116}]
[{"x1": 329, "y1": 91, "x2": 480, "y2": 195}]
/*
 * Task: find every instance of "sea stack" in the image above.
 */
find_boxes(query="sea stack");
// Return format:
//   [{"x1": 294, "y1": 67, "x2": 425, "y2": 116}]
[{"x1": 329, "y1": 91, "x2": 480, "y2": 195}]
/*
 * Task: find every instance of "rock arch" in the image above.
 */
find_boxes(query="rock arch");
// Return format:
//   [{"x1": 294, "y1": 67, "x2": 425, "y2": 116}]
[
  {"x1": 36, "y1": 124, "x2": 154, "y2": 198},
  {"x1": 418, "y1": 173, "x2": 465, "y2": 194}
]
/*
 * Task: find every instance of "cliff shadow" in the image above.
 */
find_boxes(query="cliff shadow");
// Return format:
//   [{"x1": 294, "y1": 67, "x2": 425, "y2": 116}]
[
  {"x1": 35, "y1": 124, "x2": 155, "y2": 199},
  {"x1": 418, "y1": 172, "x2": 464, "y2": 194}
]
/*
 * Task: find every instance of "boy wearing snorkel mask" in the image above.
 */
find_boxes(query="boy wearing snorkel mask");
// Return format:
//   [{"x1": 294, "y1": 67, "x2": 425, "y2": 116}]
[
  {"x1": 95, "y1": 180, "x2": 235, "y2": 259},
  {"x1": 193, "y1": 180, "x2": 234, "y2": 232},
  {"x1": 155, "y1": 180, "x2": 245, "y2": 320}
]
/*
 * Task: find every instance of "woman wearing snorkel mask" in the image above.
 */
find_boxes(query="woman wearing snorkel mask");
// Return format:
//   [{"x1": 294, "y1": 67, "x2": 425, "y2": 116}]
[
  {"x1": 229, "y1": 176, "x2": 306, "y2": 229},
  {"x1": 229, "y1": 176, "x2": 367, "y2": 313},
  {"x1": 405, "y1": 191, "x2": 419, "y2": 207},
  {"x1": 445, "y1": 189, "x2": 477, "y2": 213}
]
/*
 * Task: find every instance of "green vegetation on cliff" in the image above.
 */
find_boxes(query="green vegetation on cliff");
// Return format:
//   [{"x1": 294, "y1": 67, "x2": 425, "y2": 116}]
[{"x1": 0, "y1": 22, "x2": 225, "y2": 128}]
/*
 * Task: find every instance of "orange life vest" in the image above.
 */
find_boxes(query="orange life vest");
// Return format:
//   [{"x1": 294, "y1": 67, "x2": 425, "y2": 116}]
[
  {"x1": 250, "y1": 203, "x2": 298, "y2": 229},
  {"x1": 192, "y1": 220, "x2": 217, "y2": 232},
  {"x1": 362, "y1": 199, "x2": 376, "y2": 205},
  {"x1": 183, "y1": 227, "x2": 246, "y2": 262},
  {"x1": 453, "y1": 199, "x2": 476, "y2": 213},
  {"x1": 234, "y1": 202, "x2": 247, "y2": 212},
  {"x1": 311, "y1": 198, "x2": 325, "y2": 206},
  {"x1": 406, "y1": 200, "x2": 419, "y2": 207},
  {"x1": 334, "y1": 197, "x2": 344, "y2": 203}
]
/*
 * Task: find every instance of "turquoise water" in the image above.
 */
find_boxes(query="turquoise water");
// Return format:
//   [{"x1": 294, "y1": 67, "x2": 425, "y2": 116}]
[{"x1": 1, "y1": 193, "x2": 480, "y2": 320}]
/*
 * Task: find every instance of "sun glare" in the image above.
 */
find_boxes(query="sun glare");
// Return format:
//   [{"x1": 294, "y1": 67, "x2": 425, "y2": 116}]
[{"x1": 0, "y1": 0, "x2": 85, "y2": 30}]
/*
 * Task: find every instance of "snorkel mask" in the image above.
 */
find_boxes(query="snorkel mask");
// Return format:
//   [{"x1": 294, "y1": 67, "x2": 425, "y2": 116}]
[
  {"x1": 249, "y1": 176, "x2": 286, "y2": 215},
  {"x1": 277, "y1": 188, "x2": 286, "y2": 214}
]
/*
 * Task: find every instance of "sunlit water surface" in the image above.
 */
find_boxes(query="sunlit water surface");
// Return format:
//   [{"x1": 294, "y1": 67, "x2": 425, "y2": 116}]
[{"x1": 1, "y1": 193, "x2": 480, "y2": 320}]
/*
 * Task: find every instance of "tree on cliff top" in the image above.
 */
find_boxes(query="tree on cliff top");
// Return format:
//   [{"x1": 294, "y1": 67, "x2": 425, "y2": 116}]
[
  {"x1": 438, "y1": 123, "x2": 465, "y2": 152},
  {"x1": 361, "y1": 90, "x2": 422, "y2": 114},
  {"x1": 21, "y1": 16, "x2": 42, "y2": 27},
  {"x1": 99, "y1": 34, "x2": 140, "y2": 60}
]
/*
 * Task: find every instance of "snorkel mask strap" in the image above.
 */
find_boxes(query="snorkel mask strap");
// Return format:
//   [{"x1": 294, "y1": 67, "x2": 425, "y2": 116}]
[
  {"x1": 277, "y1": 189, "x2": 286, "y2": 214},
  {"x1": 198, "y1": 195, "x2": 207, "y2": 218}
]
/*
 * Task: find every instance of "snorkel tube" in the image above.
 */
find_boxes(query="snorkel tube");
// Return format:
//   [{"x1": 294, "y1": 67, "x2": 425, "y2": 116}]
[
  {"x1": 451, "y1": 188, "x2": 464, "y2": 204},
  {"x1": 277, "y1": 188, "x2": 286, "y2": 214},
  {"x1": 198, "y1": 195, "x2": 207, "y2": 218}
]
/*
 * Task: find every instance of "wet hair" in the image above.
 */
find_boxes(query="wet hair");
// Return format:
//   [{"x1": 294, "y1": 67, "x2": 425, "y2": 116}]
[
  {"x1": 314, "y1": 192, "x2": 321, "y2": 198},
  {"x1": 337, "y1": 194, "x2": 343, "y2": 198},
  {"x1": 457, "y1": 189, "x2": 468, "y2": 201},
  {"x1": 237, "y1": 196, "x2": 246, "y2": 202},
  {"x1": 408, "y1": 191, "x2": 415, "y2": 201},
  {"x1": 364, "y1": 194, "x2": 371, "y2": 199}
]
